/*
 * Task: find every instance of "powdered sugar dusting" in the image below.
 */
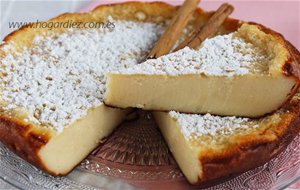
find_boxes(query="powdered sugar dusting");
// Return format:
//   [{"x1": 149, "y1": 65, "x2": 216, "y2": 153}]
[
  {"x1": 169, "y1": 111, "x2": 258, "y2": 140},
  {"x1": 0, "y1": 19, "x2": 164, "y2": 132},
  {"x1": 117, "y1": 33, "x2": 268, "y2": 77}
]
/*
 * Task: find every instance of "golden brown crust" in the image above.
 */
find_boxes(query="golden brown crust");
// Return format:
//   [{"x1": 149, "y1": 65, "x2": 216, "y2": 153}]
[
  {"x1": 0, "y1": 115, "x2": 54, "y2": 174},
  {"x1": 199, "y1": 106, "x2": 300, "y2": 184},
  {"x1": 1, "y1": 1, "x2": 300, "y2": 184},
  {"x1": 248, "y1": 22, "x2": 300, "y2": 79},
  {"x1": 285, "y1": 40, "x2": 300, "y2": 78}
]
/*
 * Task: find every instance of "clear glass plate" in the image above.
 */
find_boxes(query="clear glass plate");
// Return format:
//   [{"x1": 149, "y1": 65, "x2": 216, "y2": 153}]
[{"x1": 1, "y1": 111, "x2": 300, "y2": 190}]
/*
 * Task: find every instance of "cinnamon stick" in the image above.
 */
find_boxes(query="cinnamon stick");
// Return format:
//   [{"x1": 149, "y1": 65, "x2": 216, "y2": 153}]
[
  {"x1": 147, "y1": 0, "x2": 200, "y2": 59},
  {"x1": 174, "y1": 3, "x2": 234, "y2": 51}
]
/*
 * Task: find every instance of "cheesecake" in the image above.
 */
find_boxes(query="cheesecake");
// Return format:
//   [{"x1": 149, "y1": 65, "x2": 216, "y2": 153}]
[
  {"x1": 153, "y1": 88, "x2": 300, "y2": 184},
  {"x1": 1, "y1": 1, "x2": 300, "y2": 186},
  {"x1": 105, "y1": 23, "x2": 300, "y2": 117},
  {"x1": 0, "y1": 3, "x2": 167, "y2": 175}
]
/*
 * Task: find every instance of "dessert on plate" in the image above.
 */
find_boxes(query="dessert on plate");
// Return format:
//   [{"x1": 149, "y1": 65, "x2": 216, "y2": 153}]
[{"x1": 0, "y1": 0, "x2": 300, "y2": 186}]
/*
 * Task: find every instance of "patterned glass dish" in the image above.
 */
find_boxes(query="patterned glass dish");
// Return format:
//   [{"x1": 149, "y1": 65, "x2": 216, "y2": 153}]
[{"x1": 1, "y1": 111, "x2": 300, "y2": 190}]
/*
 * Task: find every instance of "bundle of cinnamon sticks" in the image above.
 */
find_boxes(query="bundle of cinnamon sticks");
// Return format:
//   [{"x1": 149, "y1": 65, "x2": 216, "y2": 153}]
[{"x1": 147, "y1": 0, "x2": 234, "y2": 59}]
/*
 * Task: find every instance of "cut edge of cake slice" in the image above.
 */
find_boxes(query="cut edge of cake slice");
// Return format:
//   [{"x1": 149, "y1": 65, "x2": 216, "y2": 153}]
[
  {"x1": 153, "y1": 89, "x2": 300, "y2": 184},
  {"x1": 0, "y1": 104, "x2": 129, "y2": 175},
  {"x1": 104, "y1": 23, "x2": 300, "y2": 117}
]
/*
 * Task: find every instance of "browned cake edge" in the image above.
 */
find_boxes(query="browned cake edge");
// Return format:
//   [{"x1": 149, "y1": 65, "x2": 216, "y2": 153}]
[
  {"x1": 0, "y1": 115, "x2": 56, "y2": 174},
  {"x1": 198, "y1": 101, "x2": 300, "y2": 184}
]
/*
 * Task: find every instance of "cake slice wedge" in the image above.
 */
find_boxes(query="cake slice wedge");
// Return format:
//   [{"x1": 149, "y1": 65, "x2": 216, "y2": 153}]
[
  {"x1": 153, "y1": 88, "x2": 300, "y2": 184},
  {"x1": 105, "y1": 23, "x2": 300, "y2": 117}
]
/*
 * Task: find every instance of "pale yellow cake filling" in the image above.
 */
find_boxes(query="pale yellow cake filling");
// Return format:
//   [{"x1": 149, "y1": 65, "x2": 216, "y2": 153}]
[{"x1": 39, "y1": 104, "x2": 128, "y2": 175}]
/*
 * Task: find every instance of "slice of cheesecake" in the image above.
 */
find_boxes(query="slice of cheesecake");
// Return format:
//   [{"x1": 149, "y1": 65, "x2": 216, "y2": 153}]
[
  {"x1": 153, "y1": 88, "x2": 300, "y2": 184},
  {"x1": 105, "y1": 23, "x2": 300, "y2": 117},
  {"x1": 0, "y1": 2, "x2": 167, "y2": 175}
]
